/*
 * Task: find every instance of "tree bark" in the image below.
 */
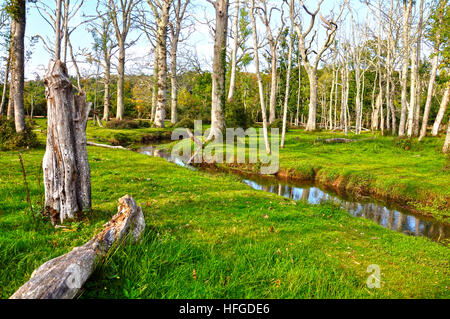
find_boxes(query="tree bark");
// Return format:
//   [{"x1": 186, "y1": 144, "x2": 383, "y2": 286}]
[
  {"x1": 116, "y1": 41, "x2": 125, "y2": 120},
  {"x1": 431, "y1": 83, "x2": 449, "y2": 136},
  {"x1": 43, "y1": 61, "x2": 91, "y2": 225},
  {"x1": 11, "y1": 0, "x2": 26, "y2": 133},
  {"x1": 103, "y1": 59, "x2": 111, "y2": 121},
  {"x1": 227, "y1": 0, "x2": 240, "y2": 102},
  {"x1": 398, "y1": 0, "x2": 412, "y2": 137},
  {"x1": 10, "y1": 195, "x2": 145, "y2": 299},
  {"x1": 443, "y1": 122, "x2": 450, "y2": 154},
  {"x1": 153, "y1": 1, "x2": 171, "y2": 128},
  {"x1": 0, "y1": 54, "x2": 10, "y2": 115},
  {"x1": 281, "y1": 6, "x2": 293, "y2": 148},
  {"x1": 419, "y1": 52, "x2": 439, "y2": 140},
  {"x1": 250, "y1": 0, "x2": 270, "y2": 154},
  {"x1": 209, "y1": 0, "x2": 229, "y2": 139}
]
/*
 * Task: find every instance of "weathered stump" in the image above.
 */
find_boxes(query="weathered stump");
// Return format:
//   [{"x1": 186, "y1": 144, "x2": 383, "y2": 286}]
[
  {"x1": 43, "y1": 60, "x2": 91, "y2": 224},
  {"x1": 10, "y1": 195, "x2": 145, "y2": 299}
]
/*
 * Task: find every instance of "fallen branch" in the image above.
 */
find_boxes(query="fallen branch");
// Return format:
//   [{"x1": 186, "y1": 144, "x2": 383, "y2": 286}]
[
  {"x1": 10, "y1": 195, "x2": 145, "y2": 299},
  {"x1": 87, "y1": 141, "x2": 129, "y2": 150}
]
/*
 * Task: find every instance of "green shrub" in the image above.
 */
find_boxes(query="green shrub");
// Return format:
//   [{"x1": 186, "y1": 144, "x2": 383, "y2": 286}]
[
  {"x1": 105, "y1": 120, "x2": 140, "y2": 129},
  {"x1": 174, "y1": 117, "x2": 195, "y2": 130},
  {"x1": 269, "y1": 119, "x2": 288, "y2": 132},
  {"x1": 0, "y1": 117, "x2": 40, "y2": 150},
  {"x1": 226, "y1": 100, "x2": 253, "y2": 129}
]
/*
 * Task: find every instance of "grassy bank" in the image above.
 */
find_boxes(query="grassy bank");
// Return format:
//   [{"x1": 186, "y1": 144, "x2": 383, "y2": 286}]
[
  {"x1": 32, "y1": 118, "x2": 173, "y2": 147},
  {"x1": 0, "y1": 144, "x2": 449, "y2": 298},
  {"x1": 166, "y1": 128, "x2": 449, "y2": 222}
]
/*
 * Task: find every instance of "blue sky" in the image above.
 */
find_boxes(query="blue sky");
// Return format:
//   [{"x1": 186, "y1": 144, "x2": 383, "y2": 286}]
[{"x1": 22, "y1": 0, "x2": 371, "y2": 80}]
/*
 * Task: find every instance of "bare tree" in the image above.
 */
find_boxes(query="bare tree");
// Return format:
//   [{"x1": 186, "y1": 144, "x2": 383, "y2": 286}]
[
  {"x1": 169, "y1": 0, "x2": 191, "y2": 124},
  {"x1": 431, "y1": 84, "x2": 449, "y2": 136},
  {"x1": 227, "y1": 0, "x2": 240, "y2": 102},
  {"x1": 398, "y1": 0, "x2": 413, "y2": 137},
  {"x1": 87, "y1": 4, "x2": 118, "y2": 121},
  {"x1": 249, "y1": 0, "x2": 270, "y2": 154},
  {"x1": 419, "y1": 0, "x2": 445, "y2": 140},
  {"x1": 207, "y1": 0, "x2": 229, "y2": 139},
  {"x1": 292, "y1": 0, "x2": 345, "y2": 131},
  {"x1": 9, "y1": 0, "x2": 26, "y2": 132},
  {"x1": 108, "y1": 0, "x2": 141, "y2": 120},
  {"x1": 257, "y1": 0, "x2": 285, "y2": 124},
  {"x1": 281, "y1": 0, "x2": 293, "y2": 148}
]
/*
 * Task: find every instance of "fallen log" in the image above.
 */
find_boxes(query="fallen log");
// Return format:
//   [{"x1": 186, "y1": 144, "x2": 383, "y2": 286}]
[
  {"x1": 315, "y1": 138, "x2": 357, "y2": 144},
  {"x1": 10, "y1": 195, "x2": 145, "y2": 299},
  {"x1": 87, "y1": 141, "x2": 129, "y2": 150}
]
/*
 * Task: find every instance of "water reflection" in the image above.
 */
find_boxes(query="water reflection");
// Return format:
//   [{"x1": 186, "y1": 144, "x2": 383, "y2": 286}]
[
  {"x1": 138, "y1": 145, "x2": 449, "y2": 244},
  {"x1": 243, "y1": 178, "x2": 449, "y2": 243}
]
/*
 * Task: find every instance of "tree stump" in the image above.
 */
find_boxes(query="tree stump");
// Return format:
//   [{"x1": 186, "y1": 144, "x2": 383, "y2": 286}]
[
  {"x1": 10, "y1": 195, "x2": 145, "y2": 299},
  {"x1": 43, "y1": 60, "x2": 91, "y2": 224}
]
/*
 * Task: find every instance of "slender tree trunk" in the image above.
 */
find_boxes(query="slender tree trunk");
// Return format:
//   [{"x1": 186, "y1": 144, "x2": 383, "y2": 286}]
[
  {"x1": 170, "y1": 41, "x2": 178, "y2": 124},
  {"x1": 398, "y1": 0, "x2": 412, "y2": 137},
  {"x1": 305, "y1": 67, "x2": 317, "y2": 131},
  {"x1": 102, "y1": 58, "x2": 111, "y2": 121},
  {"x1": 43, "y1": 61, "x2": 91, "y2": 225},
  {"x1": 55, "y1": 0, "x2": 62, "y2": 60},
  {"x1": 269, "y1": 47, "x2": 277, "y2": 124},
  {"x1": 407, "y1": 45, "x2": 417, "y2": 137},
  {"x1": 154, "y1": 3, "x2": 170, "y2": 128},
  {"x1": 209, "y1": 0, "x2": 229, "y2": 139},
  {"x1": 116, "y1": 41, "x2": 125, "y2": 120},
  {"x1": 443, "y1": 121, "x2": 450, "y2": 153},
  {"x1": 0, "y1": 54, "x2": 10, "y2": 115},
  {"x1": 419, "y1": 53, "x2": 439, "y2": 140},
  {"x1": 432, "y1": 83, "x2": 449, "y2": 136},
  {"x1": 11, "y1": 0, "x2": 26, "y2": 133},
  {"x1": 414, "y1": 0, "x2": 424, "y2": 136},
  {"x1": 250, "y1": 0, "x2": 270, "y2": 154},
  {"x1": 281, "y1": 26, "x2": 293, "y2": 148},
  {"x1": 227, "y1": 0, "x2": 240, "y2": 102},
  {"x1": 151, "y1": 47, "x2": 159, "y2": 122},
  {"x1": 62, "y1": 0, "x2": 69, "y2": 63}
]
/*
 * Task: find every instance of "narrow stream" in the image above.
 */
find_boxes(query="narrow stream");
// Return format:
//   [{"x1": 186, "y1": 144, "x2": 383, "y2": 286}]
[{"x1": 139, "y1": 145, "x2": 449, "y2": 244}]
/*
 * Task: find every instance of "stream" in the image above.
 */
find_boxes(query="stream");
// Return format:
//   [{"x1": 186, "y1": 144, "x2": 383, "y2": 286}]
[{"x1": 139, "y1": 145, "x2": 449, "y2": 244}]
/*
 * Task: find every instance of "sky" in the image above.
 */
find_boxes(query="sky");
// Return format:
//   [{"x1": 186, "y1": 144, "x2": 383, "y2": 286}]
[{"x1": 17, "y1": 0, "x2": 371, "y2": 80}]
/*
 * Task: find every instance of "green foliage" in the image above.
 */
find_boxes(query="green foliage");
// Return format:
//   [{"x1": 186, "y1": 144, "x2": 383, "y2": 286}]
[
  {"x1": 0, "y1": 117, "x2": 39, "y2": 150},
  {"x1": 174, "y1": 117, "x2": 194, "y2": 130},
  {"x1": 226, "y1": 99, "x2": 253, "y2": 129},
  {"x1": 105, "y1": 119, "x2": 151, "y2": 130},
  {"x1": 269, "y1": 119, "x2": 288, "y2": 132}
]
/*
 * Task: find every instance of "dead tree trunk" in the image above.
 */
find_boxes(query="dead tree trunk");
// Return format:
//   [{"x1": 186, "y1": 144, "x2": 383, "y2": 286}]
[
  {"x1": 444, "y1": 122, "x2": 450, "y2": 154},
  {"x1": 43, "y1": 60, "x2": 91, "y2": 225},
  {"x1": 10, "y1": 195, "x2": 145, "y2": 299},
  {"x1": 432, "y1": 83, "x2": 449, "y2": 136},
  {"x1": 208, "y1": 0, "x2": 229, "y2": 139}
]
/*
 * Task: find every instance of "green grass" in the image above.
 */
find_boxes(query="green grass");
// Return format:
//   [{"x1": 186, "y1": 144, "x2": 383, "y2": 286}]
[
  {"x1": 276, "y1": 130, "x2": 450, "y2": 221},
  {"x1": 0, "y1": 143, "x2": 449, "y2": 299},
  {"x1": 164, "y1": 128, "x2": 449, "y2": 221},
  {"x1": 31, "y1": 118, "x2": 173, "y2": 147}
]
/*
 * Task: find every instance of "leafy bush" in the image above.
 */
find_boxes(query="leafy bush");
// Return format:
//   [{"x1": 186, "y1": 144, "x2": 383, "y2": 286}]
[
  {"x1": 105, "y1": 119, "x2": 152, "y2": 129},
  {"x1": 0, "y1": 117, "x2": 40, "y2": 150},
  {"x1": 174, "y1": 117, "x2": 195, "y2": 130},
  {"x1": 226, "y1": 100, "x2": 253, "y2": 129},
  {"x1": 269, "y1": 119, "x2": 289, "y2": 132}
]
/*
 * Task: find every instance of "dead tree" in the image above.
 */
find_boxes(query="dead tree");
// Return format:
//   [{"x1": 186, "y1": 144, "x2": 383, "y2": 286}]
[
  {"x1": 292, "y1": 0, "x2": 345, "y2": 131},
  {"x1": 108, "y1": 0, "x2": 140, "y2": 120},
  {"x1": 207, "y1": 0, "x2": 229, "y2": 140},
  {"x1": 43, "y1": 61, "x2": 91, "y2": 225},
  {"x1": 10, "y1": 195, "x2": 145, "y2": 299},
  {"x1": 169, "y1": 0, "x2": 191, "y2": 124}
]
